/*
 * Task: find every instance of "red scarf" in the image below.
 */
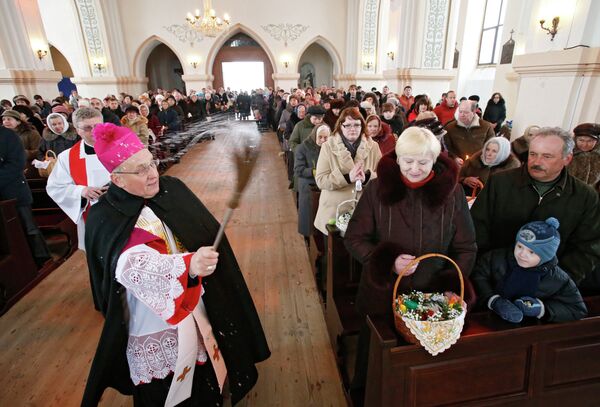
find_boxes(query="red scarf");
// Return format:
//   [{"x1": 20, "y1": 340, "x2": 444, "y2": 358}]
[{"x1": 401, "y1": 171, "x2": 434, "y2": 189}]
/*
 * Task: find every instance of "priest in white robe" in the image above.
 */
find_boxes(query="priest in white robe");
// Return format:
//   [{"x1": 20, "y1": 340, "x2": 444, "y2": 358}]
[{"x1": 46, "y1": 107, "x2": 110, "y2": 250}]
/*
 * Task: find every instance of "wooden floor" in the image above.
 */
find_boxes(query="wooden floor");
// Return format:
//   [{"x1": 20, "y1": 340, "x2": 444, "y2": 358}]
[{"x1": 0, "y1": 128, "x2": 347, "y2": 406}]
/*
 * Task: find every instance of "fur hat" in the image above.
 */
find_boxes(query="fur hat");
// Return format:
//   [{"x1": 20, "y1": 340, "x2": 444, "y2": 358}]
[
  {"x1": 1, "y1": 109, "x2": 22, "y2": 122},
  {"x1": 412, "y1": 116, "x2": 447, "y2": 140},
  {"x1": 124, "y1": 105, "x2": 140, "y2": 114},
  {"x1": 330, "y1": 99, "x2": 345, "y2": 109},
  {"x1": 93, "y1": 123, "x2": 145, "y2": 173},
  {"x1": 307, "y1": 105, "x2": 326, "y2": 116},
  {"x1": 516, "y1": 217, "x2": 560, "y2": 265},
  {"x1": 573, "y1": 123, "x2": 600, "y2": 141}
]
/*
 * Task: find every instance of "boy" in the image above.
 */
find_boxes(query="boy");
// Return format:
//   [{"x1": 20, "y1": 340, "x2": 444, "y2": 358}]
[{"x1": 471, "y1": 217, "x2": 587, "y2": 323}]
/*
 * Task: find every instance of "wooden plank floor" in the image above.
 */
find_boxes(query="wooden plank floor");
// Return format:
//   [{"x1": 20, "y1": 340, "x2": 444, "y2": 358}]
[{"x1": 0, "y1": 128, "x2": 347, "y2": 406}]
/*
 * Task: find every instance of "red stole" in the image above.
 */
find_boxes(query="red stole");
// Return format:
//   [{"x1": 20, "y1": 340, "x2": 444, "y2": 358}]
[{"x1": 69, "y1": 141, "x2": 91, "y2": 221}]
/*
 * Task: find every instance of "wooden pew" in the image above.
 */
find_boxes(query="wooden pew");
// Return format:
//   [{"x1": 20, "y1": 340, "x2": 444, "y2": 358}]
[
  {"x1": 325, "y1": 224, "x2": 363, "y2": 385},
  {"x1": 365, "y1": 296, "x2": 600, "y2": 406},
  {"x1": 0, "y1": 199, "x2": 39, "y2": 314}
]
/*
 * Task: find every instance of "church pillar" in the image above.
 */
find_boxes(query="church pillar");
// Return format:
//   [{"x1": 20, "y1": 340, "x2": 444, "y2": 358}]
[
  {"x1": 383, "y1": 0, "x2": 456, "y2": 97},
  {"x1": 0, "y1": 0, "x2": 61, "y2": 100},
  {"x1": 70, "y1": 0, "x2": 146, "y2": 97}
]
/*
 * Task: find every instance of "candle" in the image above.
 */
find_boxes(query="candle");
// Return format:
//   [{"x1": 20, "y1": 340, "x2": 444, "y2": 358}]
[{"x1": 465, "y1": 155, "x2": 469, "y2": 160}]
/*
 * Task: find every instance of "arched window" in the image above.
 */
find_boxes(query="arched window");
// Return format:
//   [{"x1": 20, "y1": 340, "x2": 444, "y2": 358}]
[{"x1": 478, "y1": 0, "x2": 507, "y2": 65}]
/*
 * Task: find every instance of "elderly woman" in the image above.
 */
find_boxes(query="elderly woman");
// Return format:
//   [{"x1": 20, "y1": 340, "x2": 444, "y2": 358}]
[
  {"x1": 294, "y1": 124, "x2": 330, "y2": 243},
  {"x1": 1, "y1": 110, "x2": 41, "y2": 162},
  {"x1": 314, "y1": 108, "x2": 382, "y2": 236},
  {"x1": 344, "y1": 127, "x2": 477, "y2": 404},
  {"x1": 365, "y1": 114, "x2": 395, "y2": 156},
  {"x1": 121, "y1": 105, "x2": 150, "y2": 145},
  {"x1": 37, "y1": 112, "x2": 79, "y2": 160},
  {"x1": 511, "y1": 125, "x2": 540, "y2": 164},
  {"x1": 568, "y1": 123, "x2": 600, "y2": 193},
  {"x1": 460, "y1": 136, "x2": 521, "y2": 195}
]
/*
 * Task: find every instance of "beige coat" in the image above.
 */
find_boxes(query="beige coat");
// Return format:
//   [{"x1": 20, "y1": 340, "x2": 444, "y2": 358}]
[
  {"x1": 314, "y1": 133, "x2": 382, "y2": 235},
  {"x1": 121, "y1": 116, "x2": 150, "y2": 145}
]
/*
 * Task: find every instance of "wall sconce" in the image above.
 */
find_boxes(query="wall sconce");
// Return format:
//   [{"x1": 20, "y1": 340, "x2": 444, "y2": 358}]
[
  {"x1": 539, "y1": 16, "x2": 559, "y2": 41},
  {"x1": 364, "y1": 61, "x2": 373, "y2": 70},
  {"x1": 190, "y1": 61, "x2": 199, "y2": 69},
  {"x1": 189, "y1": 56, "x2": 201, "y2": 69},
  {"x1": 283, "y1": 60, "x2": 289, "y2": 68},
  {"x1": 93, "y1": 62, "x2": 104, "y2": 70},
  {"x1": 36, "y1": 49, "x2": 48, "y2": 60},
  {"x1": 387, "y1": 51, "x2": 394, "y2": 61},
  {"x1": 91, "y1": 57, "x2": 105, "y2": 72}
]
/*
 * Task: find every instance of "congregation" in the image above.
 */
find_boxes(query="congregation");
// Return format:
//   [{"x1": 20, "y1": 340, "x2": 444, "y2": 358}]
[{"x1": 1, "y1": 81, "x2": 600, "y2": 405}]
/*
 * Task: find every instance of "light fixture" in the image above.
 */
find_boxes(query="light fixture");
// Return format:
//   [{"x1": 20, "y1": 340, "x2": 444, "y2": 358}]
[
  {"x1": 190, "y1": 61, "x2": 199, "y2": 68},
  {"x1": 93, "y1": 62, "x2": 104, "y2": 70},
  {"x1": 387, "y1": 51, "x2": 394, "y2": 60},
  {"x1": 36, "y1": 49, "x2": 48, "y2": 60},
  {"x1": 364, "y1": 61, "x2": 373, "y2": 70},
  {"x1": 91, "y1": 57, "x2": 105, "y2": 72},
  {"x1": 189, "y1": 56, "x2": 201, "y2": 69},
  {"x1": 186, "y1": 0, "x2": 231, "y2": 38},
  {"x1": 539, "y1": 16, "x2": 559, "y2": 41},
  {"x1": 283, "y1": 60, "x2": 289, "y2": 68}
]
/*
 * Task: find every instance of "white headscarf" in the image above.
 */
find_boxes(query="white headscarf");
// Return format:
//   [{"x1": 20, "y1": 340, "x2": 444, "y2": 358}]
[
  {"x1": 481, "y1": 137, "x2": 511, "y2": 167},
  {"x1": 46, "y1": 112, "x2": 69, "y2": 135}
]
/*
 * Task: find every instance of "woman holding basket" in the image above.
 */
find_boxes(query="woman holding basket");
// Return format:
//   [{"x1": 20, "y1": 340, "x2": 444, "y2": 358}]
[{"x1": 344, "y1": 127, "x2": 477, "y2": 406}]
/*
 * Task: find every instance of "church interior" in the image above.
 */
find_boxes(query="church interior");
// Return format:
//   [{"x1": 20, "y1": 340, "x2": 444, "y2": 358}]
[{"x1": 1, "y1": 0, "x2": 599, "y2": 406}]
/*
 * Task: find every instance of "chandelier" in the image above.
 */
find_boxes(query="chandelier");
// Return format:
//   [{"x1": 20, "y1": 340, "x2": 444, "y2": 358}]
[{"x1": 186, "y1": 0, "x2": 231, "y2": 38}]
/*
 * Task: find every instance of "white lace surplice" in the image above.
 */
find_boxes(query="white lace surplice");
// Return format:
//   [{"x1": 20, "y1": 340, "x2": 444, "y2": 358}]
[{"x1": 116, "y1": 207, "x2": 207, "y2": 384}]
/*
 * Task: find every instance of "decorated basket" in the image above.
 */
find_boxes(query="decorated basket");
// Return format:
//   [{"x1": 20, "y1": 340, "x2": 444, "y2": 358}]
[
  {"x1": 335, "y1": 198, "x2": 357, "y2": 237},
  {"x1": 392, "y1": 253, "x2": 467, "y2": 356},
  {"x1": 38, "y1": 150, "x2": 57, "y2": 178}
]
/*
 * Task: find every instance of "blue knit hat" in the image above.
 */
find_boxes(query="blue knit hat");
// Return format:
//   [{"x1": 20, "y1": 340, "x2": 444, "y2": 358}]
[{"x1": 516, "y1": 217, "x2": 560, "y2": 265}]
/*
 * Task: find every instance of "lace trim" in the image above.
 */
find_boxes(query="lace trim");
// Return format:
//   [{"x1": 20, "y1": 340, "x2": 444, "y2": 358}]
[
  {"x1": 126, "y1": 329, "x2": 208, "y2": 385},
  {"x1": 119, "y1": 250, "x2": 187, "y2": 320}
]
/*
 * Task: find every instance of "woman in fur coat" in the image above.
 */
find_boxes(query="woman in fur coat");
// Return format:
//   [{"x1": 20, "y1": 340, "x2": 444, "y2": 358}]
[{"x1": 568, "y1": 123, "x2": 600, "y2": 194}]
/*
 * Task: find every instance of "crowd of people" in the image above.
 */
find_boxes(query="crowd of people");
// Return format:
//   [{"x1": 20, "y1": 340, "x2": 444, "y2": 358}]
[{"x1": 1, "y1": 81, "x2": 599, "y2": 405}]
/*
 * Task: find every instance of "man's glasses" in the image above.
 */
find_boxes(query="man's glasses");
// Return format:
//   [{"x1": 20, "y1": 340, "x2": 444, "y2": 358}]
[
  {"x1": 78, "y1": 123, "x2": 101, "y2": 132},
  {"x1": 341, "y1": 123, "x2": 362, "y2": 129},
  {"x1": 113, "y1": 159, "x2": 159, "y2": 176}
]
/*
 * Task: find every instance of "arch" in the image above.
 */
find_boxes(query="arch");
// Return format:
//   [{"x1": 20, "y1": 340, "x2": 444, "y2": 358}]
[
  {"x1": 295, "y1": 36, "x2": 343, "y2": 76},
  {"x1": 205, "y1": 23, "x2": 277, "y2": 76},
  {"x1": 132, "y1": 35, "x2": 186, "y2": 78},
  {"x1": 49, "y1": 44, "x2": 74, "y2": 77}
]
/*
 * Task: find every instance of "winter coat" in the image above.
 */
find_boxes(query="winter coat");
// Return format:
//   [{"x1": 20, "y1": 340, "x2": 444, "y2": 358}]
[
  {"x1": 371, "y1": 122, "x2": 396, "y2": 156},
  {"x1": 380, "y1": 115, "x2": 404, "y2": 138},
  {"x1": 158, "y1": 108, "x2": 180, "y2": 132},
  {"x1": 314, "y1": 133, "x2": 382, "y2": 235},
  {"x1": 399, "y1": 95, "x2": 415, "y2": 115},
  {"x1": 144, "y1": 113, "x2": 162, "y2": 140},
  {"x1": 459, "y1": 150, "x2": 521, "y2": 195},
  {"x1": 284, "y1": 112, "x2": 302, "y2": 140},
  {"x1": 289, "y1": 117, "x2": 315, "y2": 153},
  {"x1": 483, "y1": 100, "x2": 507, "y2": 133},
  {"x1": 568, "y1": 143, "x2": 600, "y2": 194},
  {"x1": 101, "y1": 108, "x2": 121, "y2": 126},
  {"x1": 471, "y1": 166, "x2": 600, "y2": 284},
  {"x1": 187, "y1": 100, "x2": 205, "y2": 121},
  {"x1": 37, "y1": 125, "x2": 79, "y2": 160},
  {"x1": 344, "y1": 153, "x2": 477, "y2": 317},
  {"x1": 444, "y1": 116, "x2": 495, "y2": 160},
  {"x1": 324, "y1": 110, "x2": 340, "y2": 131},
  {"x1": 120, "y1": 115, "x2": 150, "y2": 145},
  {"x1": 511, "y1": 136, "x2": 529, "y2": 163},
  {"x1": 14, "y1": 124, "x2": 41, "y2": 161},
  {"x1": 294, "y1": 135, "x2": 321, "y2": 237},
  {"x1": 0, "y1": 127, "x2": 32, "y2": 206},
  {"x1": 433, "y1": 103, "x2": 458, "y2": 125},
  {"x1": 471, "y1": 248, "x2": 587, "y2": 322}
]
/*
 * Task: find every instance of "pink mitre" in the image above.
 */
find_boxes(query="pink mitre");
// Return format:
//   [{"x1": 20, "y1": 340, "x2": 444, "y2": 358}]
[{"x1": 93, "y1": 123, "x2": 145, "y2": 173}]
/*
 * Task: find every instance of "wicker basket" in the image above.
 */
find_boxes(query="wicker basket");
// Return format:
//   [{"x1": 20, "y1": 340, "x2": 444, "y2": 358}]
[
  {"x1": 392, "y1": 253, "x2": 467, "y2": 356},
  {"x1": 335, "y1": 198, "x2": 357, "y2": 237},
  {"x1": 38, "y1": 150, "x2": 57, "y2": 178}
]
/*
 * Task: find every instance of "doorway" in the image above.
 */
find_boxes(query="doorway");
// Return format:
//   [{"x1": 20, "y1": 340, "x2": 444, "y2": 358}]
[
  {"x1": 222, "y1": 61, "x2": 265, "y2": 92},
  {"x1": 145, "y1": 43, "x2": 185, "y2": 92}
]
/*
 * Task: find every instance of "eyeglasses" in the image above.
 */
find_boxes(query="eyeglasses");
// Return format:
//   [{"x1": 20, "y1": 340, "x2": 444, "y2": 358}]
[
  {"x1": 341, "y1": 123, "x2": 362, "y2": 129},
  {"x1": 113, "y1": 159, "x2": 159, "y2": 176},
  {"x1": 78, "y1": 123, "x2": 101, "y2": 132}
]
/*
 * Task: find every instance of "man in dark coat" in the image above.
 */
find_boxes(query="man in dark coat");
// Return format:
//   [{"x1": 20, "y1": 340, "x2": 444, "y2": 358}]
[
  {"x1": 83, "y1": 124, "x2": 270, "y2": 406},
  {"x1": 471, "y1": 127, "x2": 600, "y2": 287},
  {"x1": 0, "y1": 127, "x2": 50, "y2": 266}
]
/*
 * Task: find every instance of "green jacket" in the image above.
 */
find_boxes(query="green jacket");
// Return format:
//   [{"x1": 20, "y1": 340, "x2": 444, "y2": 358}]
[
  {"x1": 471, "y1": 166, "x2": 600, "y2": 284},
  {"x1": 288, "y1": 117, "x2": 315, "y2": 153}
]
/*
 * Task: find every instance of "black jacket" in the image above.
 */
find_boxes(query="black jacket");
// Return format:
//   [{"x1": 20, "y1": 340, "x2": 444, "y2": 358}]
[
  {"x1": 471, "y1": 248, "x2": 587, "y2": 322},
  {"x1": 83, "y1": 176, "x2": 270, "y2": 406},
  {"x1": 471, "y1": 166, "x2": 600, "y2": 284},
  {"x1": 158, "y1": 108, "x2": 180, "y2": 131},
  {"x1": 0, "y1": 127, "x2": 31, "y2": 206}
]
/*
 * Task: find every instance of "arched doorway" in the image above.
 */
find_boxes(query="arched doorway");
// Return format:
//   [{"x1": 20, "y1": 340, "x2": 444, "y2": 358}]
[
  {"x1": 212, "y1": 33, "x2": 274, "y2": 91},
  {"x1": 49, "y1": 45, "x2": 75, "y2": 96},
  {"x1": 145, "y1": 44, "x2": 186, "y2": 92},
  {"x1": 297, "y1": 43, "x2": 334, "y2": 88}
]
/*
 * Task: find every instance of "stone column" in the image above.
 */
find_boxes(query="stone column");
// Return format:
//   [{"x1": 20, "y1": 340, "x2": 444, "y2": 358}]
[{"x1": 0, "y1": 0, "x2": 61, "y2": 99}]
